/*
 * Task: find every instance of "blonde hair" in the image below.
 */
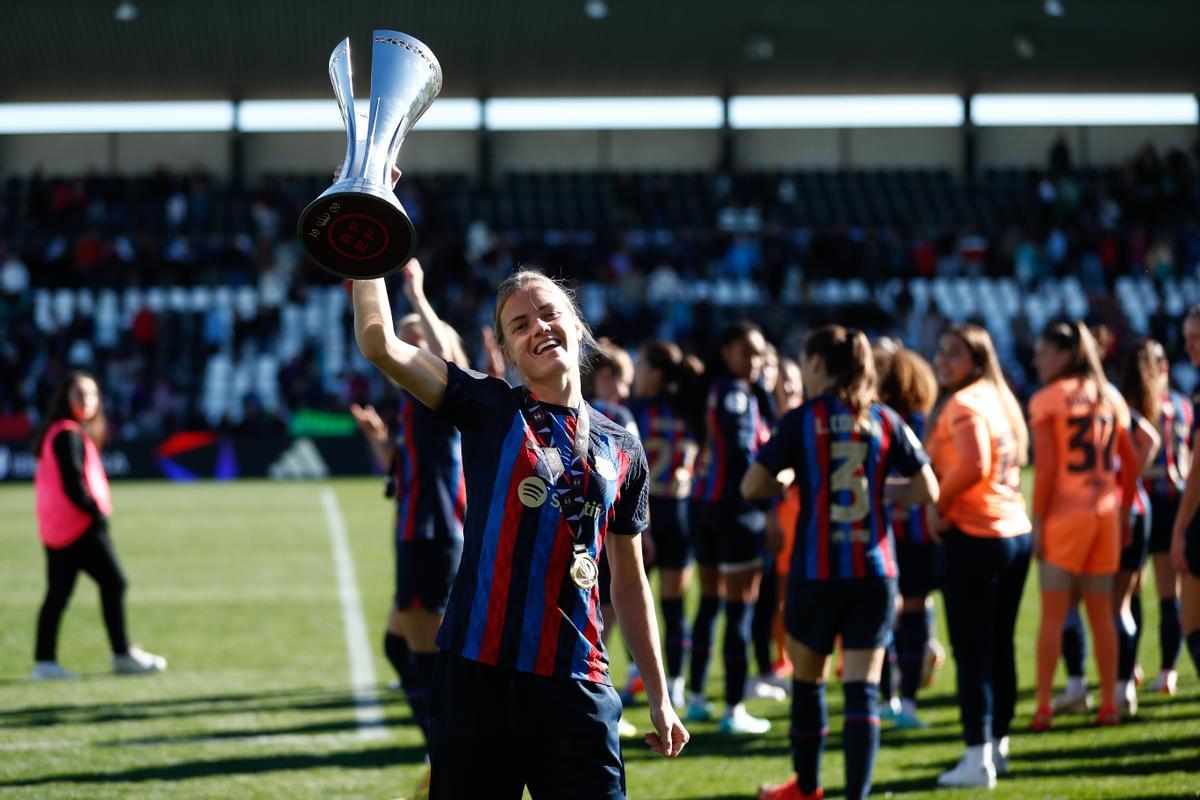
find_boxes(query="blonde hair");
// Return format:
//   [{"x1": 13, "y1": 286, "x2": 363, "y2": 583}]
[
  {"x1": 931, "y1": 323, "x2": 1030, "y2": 464},
  {"x1": 492, "y1": 269, "x2": 599, "y2": 367}
]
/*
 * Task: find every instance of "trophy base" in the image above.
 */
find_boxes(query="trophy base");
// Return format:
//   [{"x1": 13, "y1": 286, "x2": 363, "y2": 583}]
[{"x1": 298, "y1": 192, "x2": 416, "y2": 280}]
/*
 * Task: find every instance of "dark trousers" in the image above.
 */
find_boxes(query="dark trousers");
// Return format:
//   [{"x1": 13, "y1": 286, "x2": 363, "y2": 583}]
[
  {"x1": 429, "y1": 653, "x2": 627, "y2": 799},
  {"x1": 941, "y1": 529, "x2": 1031, "y2": 746},
  {"x1": 35, "y1": 525, "x2": 129, "y2": 662}
]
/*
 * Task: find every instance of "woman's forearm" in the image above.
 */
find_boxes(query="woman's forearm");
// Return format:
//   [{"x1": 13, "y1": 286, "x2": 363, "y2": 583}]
[
  {"x1": 608, "y1": 536, "x2": 669, "y2": 708},
  {"x1": 353, "y1": 279, "x2": 449, "y2": 410}
]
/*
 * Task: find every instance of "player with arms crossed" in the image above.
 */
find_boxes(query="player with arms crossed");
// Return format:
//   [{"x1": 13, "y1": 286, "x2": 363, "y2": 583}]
[
  {"x1": 745, "y1": 326, "x2": 938, "y2": 800},
  {"x1": 352, "y1": 267, "x2": 687, "y2": 799}
]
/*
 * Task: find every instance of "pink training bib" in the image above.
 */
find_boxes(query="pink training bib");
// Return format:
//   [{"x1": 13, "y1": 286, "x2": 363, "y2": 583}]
[{"x1": 34, "y1": 419, "x2": 112, "y2": 549}]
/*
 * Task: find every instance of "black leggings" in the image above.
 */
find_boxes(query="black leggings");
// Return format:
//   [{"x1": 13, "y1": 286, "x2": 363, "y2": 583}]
[
  {"x1": 35, "y1": 526, "x2": 129, "y2": 661},
  {"x1": 941, "y1": 529, "x2": 1031, "y2": 746}
]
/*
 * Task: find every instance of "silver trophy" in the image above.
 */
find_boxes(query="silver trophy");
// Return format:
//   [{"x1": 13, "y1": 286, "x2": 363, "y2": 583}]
[{"x1": 298, "y1": 30, "x2": 442, "y2": 279}]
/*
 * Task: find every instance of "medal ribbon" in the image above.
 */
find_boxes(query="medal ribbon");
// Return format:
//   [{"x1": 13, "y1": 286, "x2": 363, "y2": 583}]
[{"x1": 521, "y1": 389, "x2": 593, "y2": 553}]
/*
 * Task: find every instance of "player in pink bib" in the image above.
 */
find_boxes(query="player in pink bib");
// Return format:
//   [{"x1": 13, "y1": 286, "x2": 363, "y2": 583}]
[{"x1": 32, "y1": 371, "x2": 166, "y2": 681}]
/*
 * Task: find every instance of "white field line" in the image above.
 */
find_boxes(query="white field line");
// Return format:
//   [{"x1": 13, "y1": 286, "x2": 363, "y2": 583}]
[
  {"x1": 0, "y1": 733, "x2": 370, "y2": 751},
  {"x1": 320, "y1": 486, "x2": 387, "y2": 741}
]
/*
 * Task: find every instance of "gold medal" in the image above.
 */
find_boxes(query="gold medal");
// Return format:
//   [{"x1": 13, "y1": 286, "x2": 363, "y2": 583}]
[{"x1": 569, "y1": 544, "x2": 599, "y2": 591}]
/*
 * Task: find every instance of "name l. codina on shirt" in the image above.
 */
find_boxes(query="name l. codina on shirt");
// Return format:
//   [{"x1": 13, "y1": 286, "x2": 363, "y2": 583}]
[
  {"x1": 756, "y1": 394, "x2": 929, "y2": 581},
  {"x1": 432, "y1": 362, "x2": 649, "y2": 684},
  {"x1": 391, "y1": 390, "x2": 466, "y2": 543}
]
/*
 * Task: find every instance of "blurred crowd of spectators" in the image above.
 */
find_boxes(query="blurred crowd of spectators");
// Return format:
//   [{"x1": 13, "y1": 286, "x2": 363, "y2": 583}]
[{"x1": 1, "y1": 136, "x2": 1198, "y2": 441}]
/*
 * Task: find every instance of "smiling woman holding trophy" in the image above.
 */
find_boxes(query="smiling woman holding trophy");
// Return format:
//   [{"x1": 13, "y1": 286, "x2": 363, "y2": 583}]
[{"x1": 299, "y1": 29, "x2": 689, "y2": 800}]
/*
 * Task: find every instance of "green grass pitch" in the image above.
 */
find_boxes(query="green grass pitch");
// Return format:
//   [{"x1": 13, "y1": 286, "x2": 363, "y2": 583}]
[{"x1": 1, "y1": 479, "x2": 1197, "y2": 799}]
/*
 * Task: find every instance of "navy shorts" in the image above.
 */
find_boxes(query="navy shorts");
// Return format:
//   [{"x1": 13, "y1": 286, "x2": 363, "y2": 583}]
[
  {"x1": 786, "y1": 577, "x2": 897, "y2": 654},
  {"x1": 648, "y1": 496, "x2": 690, "y2": 570},
  {"x1": 690, "y1": 500, "x2": 765, "y2": 570},
  {"x1": 896, "y1": 538, "x2": 943, "y2": 598},
  {"x1": 1119, "y1": 512, "x2": 1151, "y2": 573},
  {"x1": 429, "y1": 653, "x2": 626, "y2": 799},
  {"x1": 395, "y1": 537, "x2": 462, "y2": 614},
  {"x1": 1148, "y1": 495, "x2": 1179, "y2": 554}
]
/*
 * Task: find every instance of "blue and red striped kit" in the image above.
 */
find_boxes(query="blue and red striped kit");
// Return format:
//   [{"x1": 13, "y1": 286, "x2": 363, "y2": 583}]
[
  {"x1": 626, "y1": 395, "x2": 696, "y2": 499},
  {"x1": 1145, "y1": 389, "x2": 1192, "y2": 501},
  {"x1": 433, "y1": 363, "x2": 649, "y2": 683},
  {"x1": 756, "y1": 394, "x2": 928, "y2": 581},
  {"x1": 692, "y1": 373, "x2": 772, "y2": 505},
  {"x1": 392, "y1": 391, "x2": 466, "y2": 543}
]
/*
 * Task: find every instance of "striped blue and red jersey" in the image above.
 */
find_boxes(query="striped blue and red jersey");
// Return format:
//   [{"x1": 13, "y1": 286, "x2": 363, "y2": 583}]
[
  {"x1": 433, "y1": 362, "x2": 649, "y2": 683},
  {"x1": 890, "y1": 411, "x2": 934, "y2": 544},
  {"x1": 1144, "y1": 390, "x2": 1192, "y2": 500},
  {"x1": 692, "y1": 373, "x2": 772, "y2": 504},
  {"x1": 391, "y1": 391, "x2": 466, "y2": 543},
  {"x1": 756, "y1": 394, "x2": 929, "y2": 581},
  {"x1": 626, "y1": 395, "x2": 698, "y2": 499}
]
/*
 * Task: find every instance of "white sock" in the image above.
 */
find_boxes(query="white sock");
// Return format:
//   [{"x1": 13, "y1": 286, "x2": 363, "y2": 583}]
[
  {"x1": 726, "y1": 702, "x2": 746, "y2": 718},
  {"x1": 1116, "y1": 679, "x2": 1132, "y2": 700},
  {"x1": 688, "y1": 691, "x2": 707, "y2": 706},
  {"x1": 1066, "y1": 676, "x2": 1087, "y2": 695},
  {"x1": 965, "y1": 742, "x2": 993, "y2": 769},
  {"x1": 900, "y1": 698, "x2": 918, "y2": 716},
  {"x1": 996, "y1": 736, "x2": 1010, "y2": 759}
]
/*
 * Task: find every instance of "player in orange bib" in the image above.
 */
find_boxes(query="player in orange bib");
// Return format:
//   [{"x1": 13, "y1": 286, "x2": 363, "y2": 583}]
[
  {"x1": 926, "y1": 324, "x2": 1031, "y2": 787},
  {"x1": 1028, "y1": 321, "x2": 1139, "y2": 730}
]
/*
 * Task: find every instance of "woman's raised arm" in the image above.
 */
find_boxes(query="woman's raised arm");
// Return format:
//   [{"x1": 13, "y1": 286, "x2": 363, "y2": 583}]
[{"x1": 353, "y1": 275, "x2": 449, "y2": 411}]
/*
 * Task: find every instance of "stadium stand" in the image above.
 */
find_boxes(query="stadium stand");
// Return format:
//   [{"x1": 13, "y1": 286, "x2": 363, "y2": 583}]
[{"x1": 2, "y1": 143, "x2": 1198, "y2": 438}]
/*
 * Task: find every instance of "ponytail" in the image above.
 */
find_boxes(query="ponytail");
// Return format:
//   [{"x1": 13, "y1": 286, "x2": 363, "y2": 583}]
[
  {"x1": 804, "y1": 325, "x2": 877, "y2": 418},
  {"x1": 1039, "y1": 320, "x2": 1129, "y2": 429}
]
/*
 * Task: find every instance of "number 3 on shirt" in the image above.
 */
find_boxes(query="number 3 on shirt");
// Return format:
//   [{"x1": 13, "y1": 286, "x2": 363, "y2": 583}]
[
  {"x1": 830, "y1": 440, "x2": 869, "y2": 523},
  {"x1": 1066, "y1": 414, "x2": 1115, "y2": 473}
]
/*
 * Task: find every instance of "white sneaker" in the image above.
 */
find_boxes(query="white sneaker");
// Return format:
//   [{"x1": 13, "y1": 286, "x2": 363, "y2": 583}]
[
  {"x1": 937, "y1": 755, "x2": 997, "y2": 789},
  {"x1": 994, "y1": 736, "x2": 1010, "y2": 776},
  {"x1": 746, "y1": 676, "x2": 788, "y2": 702},
  {"x1": 762, "y1": 672, "x2": 793, "y2": 694},
  {"x1": 32, "y1": 661, "x2": 78, "y2": 681},
  {"x1": 1050, "y1": 686, "x2": 1091, "y2": 715},
  {"x1": 718, "y1": 704, "x2": 771, "y2": 735},
  {"x1": 617, "y1": 716, "x2": 639, "y2": 739},
  {"x1": 112, "y1": 645, "x2": 167, "y2": 675},
  {"x1": 1117, "y1": 680, "x2": 1138, "y2": 717},
  {"x1": 668, "y1": 676, "x2": 686, "y2": 709},
  {"x1": 1148, "y1": 669, "x2": 1178, "y2": 696}
]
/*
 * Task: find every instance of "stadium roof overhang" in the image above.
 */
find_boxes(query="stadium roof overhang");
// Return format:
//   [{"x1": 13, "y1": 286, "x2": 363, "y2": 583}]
[{"x1": 2, "y1": 0, "x2": 1197, "y2": 103}]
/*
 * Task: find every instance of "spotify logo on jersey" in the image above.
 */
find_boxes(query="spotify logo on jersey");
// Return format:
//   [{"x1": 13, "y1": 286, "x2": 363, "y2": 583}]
[{"x1": 518, "y1": 476, "x2": 549, "y2": 508}]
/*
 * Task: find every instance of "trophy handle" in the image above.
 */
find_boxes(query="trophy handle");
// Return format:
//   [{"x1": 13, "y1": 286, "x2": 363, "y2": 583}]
[{"x1": 328, "y1": 38, "x2": 356, "y2": 182}]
